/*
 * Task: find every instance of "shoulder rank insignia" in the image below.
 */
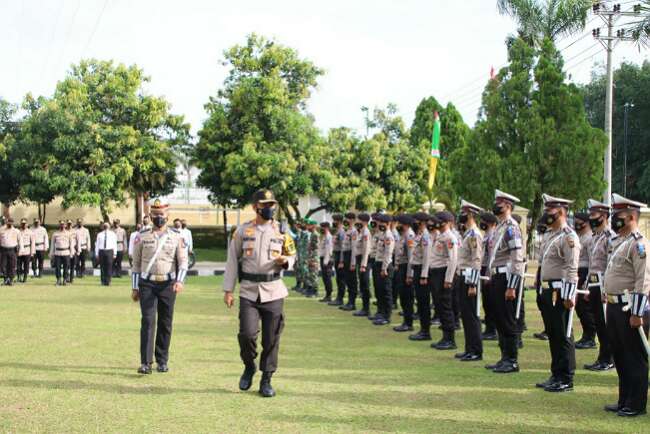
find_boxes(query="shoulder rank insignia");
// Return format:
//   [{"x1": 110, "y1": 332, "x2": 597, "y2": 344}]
[
  {"x1": 638, "y1": 242, "x2": 646, "y2": 259},
  {"x1": 567, "y1": 235, "x2": 575, "y2": 249},
  {"x1": 469, "y1": 237, "x2": 477, "y2": 249},
  {"x1": 244, "y1": 227, "x2": 255, "y2": 237},
  {"x1": 283, "y1": 234, "x2": 297, "y2": 256},
  {"x1": 633, "y1": 231, "x2": 642, "y2": 240}
]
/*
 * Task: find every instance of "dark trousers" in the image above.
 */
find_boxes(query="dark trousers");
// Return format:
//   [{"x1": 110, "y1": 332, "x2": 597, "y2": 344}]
[
  {"x1": 374, "y1": 262, "x2": 393, "y2": 320},
  {"x1": 608, "y1": 303, "x2": 649, "y2": 412},
  {"x1": 320, "y1": 257, "x2": 333, "y2": 297},
  {"x1": 575, "y1": 267, "x2": 596, "y2": 340},
  {"x1": 588, "y1": 281, "x2": 612, "y2": 363},
  {"x1": 139, "y1": 280, "x2": 176, "y2": 365},
  {"x1": 32, "y1": 251, "x2": 45, "y2": 276},
  {"x1": 1, "y1": 247, "x2": 17, "y2": 279},
  {"x1": 452, "y1": 274, "x2": 461, "y2": 326},
  {"x1": 113, "y1": 250, "x2": 124, "y2": 277},
  {"x1": 413, "y1": 265, "x2": 430, "y2": 334},
  {"x1": 53, "y1": 255, "x2": 70, "y2": 282},
  {"x1": 238, "y1": 297, "x2": 285, "y2": 373},
  {"x1": 460, "y1": 278, "x2": 483, "y2": 355},
  {"x1": 99, "y1": 249, "x2": 114, "y2": 285},
  {"x1": 480, "y1": 266, "x2": 496, "y2": 333},
  {"x1": 396, "y1": 263, "x2": 413, "y2": 326},
  {"x1": 539, "y1": 284, "x2": 576, "y2": 382},
  {"x1": 76, "y1": 250, "x2": 88, "y2": 277},
  {"x1": 333, "y1": 251, "x2": 346, "y2": 301},
  {"x1": 343, "y1": 251, "x2": 357, "y2": 305},
  {"x1": 492, "y1": 273, "x2": 518, "y2": 361},
  {"x1": 431, "y1": 267, "x2": 455, "y2": 337},
  {"x1": 17, "y1": 255, "x2": 30, "y2": 279},
  {"x1": 358, "y1": 255, "x2": 371, "y2": 309}
]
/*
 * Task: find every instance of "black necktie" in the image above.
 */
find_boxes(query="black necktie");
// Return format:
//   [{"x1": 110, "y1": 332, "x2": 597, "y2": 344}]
[{"x1": 104, "y1": 231, "x2": 107, "y2": 249}]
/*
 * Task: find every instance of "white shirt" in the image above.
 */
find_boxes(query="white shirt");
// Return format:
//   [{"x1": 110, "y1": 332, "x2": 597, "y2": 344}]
[
  {"x1": 95, "y1": 230, "x2": 118, "y2": 257},
  {"x1": 128, "y1": 231, "x2": 139, "y2": 256},
  {"x1": 180, "y1": 227, "x2": 193, "y2": 252}
]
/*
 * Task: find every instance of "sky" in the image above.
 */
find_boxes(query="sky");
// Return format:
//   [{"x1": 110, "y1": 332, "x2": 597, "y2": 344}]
[{"x1": 1, "y1": 0, "x2": 648, "y2": 136}]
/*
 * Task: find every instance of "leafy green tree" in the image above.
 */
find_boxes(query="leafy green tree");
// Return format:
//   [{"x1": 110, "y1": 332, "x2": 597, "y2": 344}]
[
  {"x1": 0, "y1": 98, "x2": 21, "y2": 214},
  {"x1": 624, "y1": 1, "x2": 650, "y2": 46}
]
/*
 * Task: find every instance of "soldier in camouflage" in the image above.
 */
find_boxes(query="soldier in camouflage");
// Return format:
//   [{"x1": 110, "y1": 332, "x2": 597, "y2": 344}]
[{"x1": 303, "y1": 219, "x2": 321, "y2": 298}]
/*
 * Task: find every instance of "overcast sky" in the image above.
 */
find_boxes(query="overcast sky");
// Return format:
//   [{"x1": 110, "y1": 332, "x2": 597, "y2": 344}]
[{"x1": 2, "y1": 0, "x2": 647, "y2": 136}]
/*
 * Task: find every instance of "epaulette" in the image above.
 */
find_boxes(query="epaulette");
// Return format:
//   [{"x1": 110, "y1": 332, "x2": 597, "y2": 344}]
[
  {"x1": 170, "y1": 227, "x2": 180, "y2": 234},
  {"x1": 139, "y1": 228, "x2": 152, "y2": 234},
  {"x1": 562, "y1": 226, "x2": 573, "y2": 234},
  {"x1": 633, "y1": 231, "x2": 643, "y2": 240}
]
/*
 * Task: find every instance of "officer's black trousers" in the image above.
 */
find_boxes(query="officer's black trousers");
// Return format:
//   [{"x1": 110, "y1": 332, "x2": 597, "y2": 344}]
[
  {"x1": 607, "y1": 302, "x2": 649, "y2": 412},
  {"x1": 32, "y1": 251, "x2": 44, "y2": 276},
  {"x1": 588, "y1": 282, "x2": 612, "y2": 363},
  {"x1": 1, "y1": 248, "x2": 17, "y2": 279},
  {"x1": 395, "y1": 263, "x2": 413, "y2": 326},
  {"x1": 99, "y1": 249, "x2": 113, "y2": 285},
  {"x1": 492, "y1": 273, "x2": 518, "y2": 361},
  {"x1": 460, "y1": 279, "x2": 483, "y2": 355},
  {"x1": 76, "y1": 250, "x2": 87, "y2": 277},
  {"x1": 371, "y1": 257, "x2": 379, "y2": 304},
  {"x1": 53, "y1": 255, "x2": 70, "y2": 282},
  {"x1": 17, "y1": 255, "x2": 30, "y2": 279},
  {"x1": 319, "y1": 257, "x2": 333, "y2": 297},
  {"x1": 430, "y1": 267, "x2": 455, "y2": 337},
  {"x1": 452, "y1": 274, "x2": 461, "y2": 326},
  {"x1": 413, "y1": 265, "x2": 430, "y2": 334},
  {"x1": 333, "y1": 251, "x2": 346, "y2": 301},
  {"x1": 575, "y1": 267, "x2": 596, "y2": 340},
  {"x1": 238, "y1": 297, "x2": 285, "y2": 373},
  {"x1": 373, "y1": 262, "x2": 393, "y2": 320},
  {"x1": 139, "y1": 279, "x2": 176, "y2": 365},
  {"x1": 538, "y1": 284, "x2": 575, "y2": 382},
  {"x1": 343, "y1": 251, "x2": 357, "y2": 305},
  {"x1": 480, "y1": 266, "x2": 496, "y2": 333},
  {"x1": 113, "y1": 251, "x2": 124, "y2": 277},
  {"x1": 358, "y1": 255, "x2": 371, "y2": 309}
]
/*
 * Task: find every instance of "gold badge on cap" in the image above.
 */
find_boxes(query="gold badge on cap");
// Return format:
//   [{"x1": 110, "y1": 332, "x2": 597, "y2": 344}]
[
  {"x1": 264, "y1": 191, "x2": 272, "y2": 199},
  {"x1": 154, "y1": 199, "x2": 161, "y2": 207}
]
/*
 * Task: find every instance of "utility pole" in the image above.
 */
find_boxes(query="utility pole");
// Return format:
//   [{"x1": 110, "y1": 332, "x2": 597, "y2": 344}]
[
  {"x1": 592, "y1": 1, "x2": 641, "y2": 203},
  {"x1": 623, "y1": 102, "x2": 634, "y2": 195}
]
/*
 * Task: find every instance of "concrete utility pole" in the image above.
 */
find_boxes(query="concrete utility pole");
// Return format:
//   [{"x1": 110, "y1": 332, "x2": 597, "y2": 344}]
[{"x1": 592, "y1": 1, "x2": 641, "y2": 204}]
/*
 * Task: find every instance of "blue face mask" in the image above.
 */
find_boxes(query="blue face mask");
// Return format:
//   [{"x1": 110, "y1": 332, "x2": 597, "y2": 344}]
[
  {"x1": 258, "y1": 207, "x2": 275, "y2": 221},
  {"x1": 152, "y1": 216, "x2": 166, "y2": 228}
]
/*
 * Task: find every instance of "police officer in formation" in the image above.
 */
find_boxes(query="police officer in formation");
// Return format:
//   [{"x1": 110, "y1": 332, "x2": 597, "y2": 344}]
[
  {"x1": 328, "y1": 214, "x2": 346, "y2": 306},
  {"x1": 112, "y1": 219, "x2": 127, "y2": 278},
  {"x1": 479, "y1": 212, "x2": 498, "y2": 341},
  {"x1": 17, "y1": 218, "x2": 35, "y2": 283},
  {"x1": 31, "y1": 218, "x2": 48, "y2": 278},
  {"x1": 318, "y1": 221, "x2": 334, "y2": 302},
  {"x1": 372, "y1": 213, "x2": 394, "y2": 325},
  {"x1": 393, "y1": 214, "x2": 416, "y2": 332},
  {"x1": 339, "y1": 212, "x2": 358, "y2": 311},
  {"x1": 75, "y1": 219, "x2": 91, "y2": 278},
  {"x1": 353, "y1": 213, "x2": 372, "y2": 317},
  {"x1": 0, "y1": 218, "x2": 20, "y2": 285},
  {"x1": 50, "y1": 220, "x2": 74, "y2": 286},
  {"x1": 573, "y1": 212, "x2": 597, "y2": 349}
]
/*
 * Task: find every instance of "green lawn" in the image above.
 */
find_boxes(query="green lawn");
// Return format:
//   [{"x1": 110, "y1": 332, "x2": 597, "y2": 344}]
[
  {"x1": 0, "y1": 276, "x2": 646, "y2": 433},
  {"x1": 193, "y1": 247, "x2": 227, "y2": 262}
]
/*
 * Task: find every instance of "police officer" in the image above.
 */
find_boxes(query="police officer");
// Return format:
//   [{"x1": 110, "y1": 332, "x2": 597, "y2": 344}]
[
  {"x1": 479, "y1": 212, "x2": 498, "y2": 340},
  {"x1": 455, "y1": 201, "x2": 484, "y2": 361},
  {"x1": 0, "y1": 218, "x2": 20, "y2": 285},
  {"x1": 535, "y1": 194, "x2": 580, "y2": 393},
  {"x1": 429, "y1": 211, "x2": 459, "y2": 350},
  {"x1": 95, "y1": 222, "x2": 117, "y2": 286},
  {"x1": 583, "y1": 199, "x2": 615, "y2": 372},
  {"x1": 368, "y1": 213, "x2": 381, "y2": 318},
  {"x1": 407, "y1": 212, "x2": 433, "y2": 341},
  {"x1": 574, "y1": 212, "x2": 597, "y2": 349},
  {"x1": 131, "y1": 198, "x2": 188, "y2": 375},
  {"x1": 393, "y1": 214, "x2": 416, "y2": 332},
  {"x1": 66, "y1": 220, "x2": 77, "y2": 284},
  {"x1": 75, "y1": 219, "x2": 91, "y2": 278},
  {"x1": 112, "y1": 219, "x2": 127, "y2": 278},
  {"x1": 223, "y1": 189, "x2": 295, "y2": 398},
  {"x1": 31, "y1": 219, "x2": 48, "y2": 278},
  {"x1": 485, "y1": 190, "x2": 525, "y2": 374},
  {"x1": 50, "y1": 220, "x2": 73, "y2": 286},
  {"x1": 373, "y1": 214, "x2": 395, "y2": 325},
  {"x1": 318, "y1": 222, "x2": 334, "y2": 302},
  {"x1": 339, "y1": 212, "x2": 358, "y2": 312},
  {"x1": 328, "y1": 214, "x2": 346, "y2": 307},
  {"x1": 603, "y1": 194, "x2": 650, "y2": 417},
  {"x1": 17, "y1": 219, "x2": 35, "y2": 283},
  {"x1": 353, "y1": 213, "x2": 372, "y2": 317},
  {"x1": 533, "y1": 216, "x2": 550, "y2": 341},
  {"x1": 303, "y1": 219, "x2": 320, "y2": 298}
]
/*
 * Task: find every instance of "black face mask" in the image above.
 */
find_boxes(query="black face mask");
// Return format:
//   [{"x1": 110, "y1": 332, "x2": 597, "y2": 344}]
[
  {"x1": 378, "y1": 225, "x2": 387, "y2": 232},
  {"x1": 257, "y1": 207, "x2": 275, "y2": 221},
  {"x1": 536, "y1": 224, "x2": 547, "y2": 234},
  {"x1": 34, "y1": 222, "x2": 40, "y2": 227},
  {"x1": 369, "y1": 221, "x2": 377, "y2": 229},
  {"x1": 412, "y1": 223, "x2": 421, "y2": 232},
  {"x1": 493, "y1": 205, "x2": 504, "y2": 216},
  {"x1": 479, "y1": 222, "x2": 489, "y2": 231},
  {"x1": 542, "y1": 211, "x2": 559, "y2": 226},
  {"x1": 458, "y1": 214, "x2": 468, "y2": 224},
  {"x1": 354, "y1": 223, "x2": 363, "y2": 230},
  {"x1": 59, "y1": 225, "x2": 65, "y2": 230},
  {"x1": 343, "y1": 221, "x2": 350, "y2": 229},
  {"x1": 181, "y1": 224, "x2": 187, "y2": 229},
  {"x1": 152, "y1": 216, "x2": 166, "y2": 228},
  {"x1": 20, "y1": 223, "x2": 26, "y2": 229},
  {"x1": 611, "y1": 214, "x2": 627, "y2": 233},
  {"x1": 427, "y1": 224, "x2": 436, "y2": 231},
  {"x1": 574, "y1": 222, "x2": 585, "y2": 231},
  {"x1": 458, "y1": 223, "x2": 467, "y2": 233},
  {"x1": 589, "y1": 217, "x2": 604, "y2": 229},
  {"x1": 396, "y1": 225, "x2": 403, "y2": 232}
]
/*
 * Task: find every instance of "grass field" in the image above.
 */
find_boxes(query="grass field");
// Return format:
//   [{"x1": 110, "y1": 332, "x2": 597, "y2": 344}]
[
  {"x1": 0, "y1": 276, "x2": 647, "y2": 433},
  {"x1": 193, "y1": 247, "x2": 227, "y2": 263}
]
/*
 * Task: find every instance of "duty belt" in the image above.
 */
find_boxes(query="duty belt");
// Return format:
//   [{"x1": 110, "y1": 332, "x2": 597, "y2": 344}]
[
  {"x1": 544, "y1": 280, "x2": 563, "y2": 290},
  {"x1": 239, "y1": 271, "x2": 281, "y2": 283},
  {"x1": 491, "y1": 266, "x2": 508, "y2": 275},
  {"x1": 35, "y1": 242, "x2": 44, "y2": 246},
  {"x1": 55, "y1": 247, "x2": 70, "y2": 251},
  {"x1": 607, "y1": 293, "x2": 630, "y2": 304},
  {"x1": 141, "y1": 272, "x2": 176, "y2": 282}
]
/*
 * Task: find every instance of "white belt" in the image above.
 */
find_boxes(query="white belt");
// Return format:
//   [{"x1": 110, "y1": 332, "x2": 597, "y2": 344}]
[
  {"x1": 141, "y1": 271, "x2": 176, "y2": 282},
  {"x1": 491, "y1": 266, "x2": 508, "y2": 275},
  {"x1": 545, "y1": 281, "x2": 563, "y2": 290}
]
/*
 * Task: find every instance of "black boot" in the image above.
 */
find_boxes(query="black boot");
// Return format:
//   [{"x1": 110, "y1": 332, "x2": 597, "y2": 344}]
[
  {"x1": 239, "y1": 364, "x2": 256, "y2": 391},
  {"x1": 259, "y1": 372, "x2": 276, "y2": 398}
]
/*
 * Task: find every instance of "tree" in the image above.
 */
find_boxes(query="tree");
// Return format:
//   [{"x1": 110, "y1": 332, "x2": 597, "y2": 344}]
[
  {"x1": 0, "y1": 98, "x2": 21, "y2": 216},
  {"x1": 497, "y1": 0, "x2": 592, "y2": 46},
  {"x1": 624, "y1": 1, "x2": 650, "y2": 46},
  {"x1": 582, "y1": 60, "x2": 650, "y2": 203}
]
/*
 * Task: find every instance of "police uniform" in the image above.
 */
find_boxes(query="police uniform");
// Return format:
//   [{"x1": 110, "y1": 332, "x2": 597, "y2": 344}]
[
  {"x1": 603, "y1": 194, "x2": 650, "y2": 416},
  {"x1": 17, "y1": 220, "x2": 35, "y2": 283},
  {"x1": 373, "y1": 214, "x2": 395, "y2": 325},
  {"x1": 318, "y1": 222, "x2": 334, "y2": 302},
  {"x1": 50, "y1": 222, "x2": 74, "y2": 286},
  {"x1": 223, "y1": 189, "x2": 295, "y2": 397},
  {"x1": 368, "y1": 214, "x2": 381, "y2": 317},
  {"x1": 354, "y1": 214, "x2": 372, "y2": 316},
  {"x1": 328, "y1": 215, "x2": 346, "y2": 306},
  {"x1": 574, "y1": 212, "x2": 597, "y2": 348},
  {"x1": 407, "y1": 213, "x2": 433, "y2": 340},
  {"x1": 339, "y1": 213, "x2": 359, "y2": 311},
  {"x1": 429, "y1": 212, "x2": 459, "y2": 349},
  {"x1": 393, "y1": 215, "x2": 416, "y2": 332},
  {"x1": 75, "y1": 221, "x2": 91, "y2": 278},
  {"x1": 583, "y1": 199, "x2": 615, "y2": 371},
  {"x1": 485, "y1": 190, "x2": 525, "y2": 373},
  {"x1": 31, "y1": 221, "x2": 49, "y2": 278},
  {"x1": 456, "y1": 201, "x2": 484, "y2": 360},
  {"x1": 131, "y1": 199, "x2": 189, "y2": 373},
  {"x1": 0, "y1": 220, "x2": 20, "y2": 285},
  {"x1": 112, "y1": 222, "x2": 127, "y2": 277},
  {"x1": 66, "y1": 221, "x2": 78, "y2": 283},
  {"x1": 479, "y1": 212, "x2": 498, "y2": 339},
  {"x1": 536, "y1": 194, "x2": 580, "y2": 392}
]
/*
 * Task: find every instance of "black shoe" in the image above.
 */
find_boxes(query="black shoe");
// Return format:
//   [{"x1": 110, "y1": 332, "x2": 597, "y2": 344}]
[
  {"x1": 460, "y1": 353, "x2": 483, "y2": 362},
  {"x1": 617, "y1": 407, "x2": 646, "y2": 417},
  {"x1": 408, "y1": 331, "x2": 432, "y2": 341},
  {"x1": 328, "y1": 299, "x2": 343, "y2": 306},
  {"x1": 575, "y1": 339, "x2": 597, "y2": 349},
  {"x1": 535, "y1": 376, "x2": 556, "y2": 388},
  {"x1": 319, "y1": 296, "x2": 332, "y2": 303},
  {"x1": 604, "y1": 404, "x2": 621, "y2": 413},
  {"x1": 137, "y1": 364, "x2": 152, "y2": 375},
  {"x1": 340, "y1": 304, "x2": 356, "y2": 311},
  {"x1": 392, "y1": 303, "x2": 398, "y2": 310},
  {"x1": 431, "y1": 318, "x2": 441, "y2": 326},
  {"x1": 455, "y1": 352, "x2": 468, "y2": 359},
  {"x1": 432, "y1": 340, "x2": 457, "y2": 350},
  {"x1": 482, "y1": 332, "x2": 498, "y2": 341},
  {"x1": 239, "y1": 365, "x2": 256, "y2": 391},
  {"x1": 533, "y1": 332, "x2": 549, "y2": 341},
  {"x1": 454, "y1": 323, "x2": 461, "y2": 331},
  {"x1": 373, "y1": 318, "x2": 390, "y2": 326},
  {"x1": 259, "y1": 372, "x2": 275, "y2": 398},
  {"x1": 367, "y1": 313, "x2": 378, "y2": 321},
  {"x1": 306, "y1": 291, "x2": 318, "y2": 298},
  {"x1": 393, "y1": 324, "x2": 413, "y2": 332},
  {"x1": 544, "y1": 381, "x2": 573, "y2": 393},
  {"x1": 589, "y1": 361, "x2": 614, "y2": 371},
  {"x1": 485, "y1": 360, "x2": 505, "y2": 370},
  {"x1": 493, "y1": 361, "x2": 519, "y2": 373},
  {"x1": 518, "y1": 338, "x2": 524, "y2": 349},
  {"x1": 398, "y1": 311, "x2": 404, "y2": 317},
  {"x1": 413, "y1": 313, "x2": 420, "y2": 320},
  {"x1": 353, "y1": 309, "x2": 369, "y2": 317},
  {"x1": 157, "y1": 363, "x2": 169, "y2": 373}
]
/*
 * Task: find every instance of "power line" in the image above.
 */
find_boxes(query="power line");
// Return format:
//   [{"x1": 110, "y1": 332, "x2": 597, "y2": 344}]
[
  {"x1": 82, "y1": 0, "x2": 109, "y2": 57},
  {"x1": 39, "y1": 0, "x2": 66, "y2": 83},
  {"x1": 54, "y1": 0, "x2": 82, "y2": 75}
]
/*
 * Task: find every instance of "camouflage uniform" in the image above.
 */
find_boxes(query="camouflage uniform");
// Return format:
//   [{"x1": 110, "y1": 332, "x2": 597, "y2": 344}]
[
  {"x1": 304, "y1": 226, "x2": 320, "y2": 297},
  {"x1": 297, "y1": 228, "x2": 310, "y2": 291}
]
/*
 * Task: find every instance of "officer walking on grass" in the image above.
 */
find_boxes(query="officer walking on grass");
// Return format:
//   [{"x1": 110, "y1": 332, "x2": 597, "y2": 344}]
[{"x1": 223, "y1": 189, "x2": 296, "y2": 398}]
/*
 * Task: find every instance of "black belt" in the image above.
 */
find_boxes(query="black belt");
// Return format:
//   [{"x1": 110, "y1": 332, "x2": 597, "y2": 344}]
[
  {"x1": 35, "y1": 242, "x2": 44, "y2": 246},
  {"x1": 55, "y1": 247, "x2": 70, "y2": 251},
  {"x1": 240, "y1": 271, "x2": 281, "y2": 283}
]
